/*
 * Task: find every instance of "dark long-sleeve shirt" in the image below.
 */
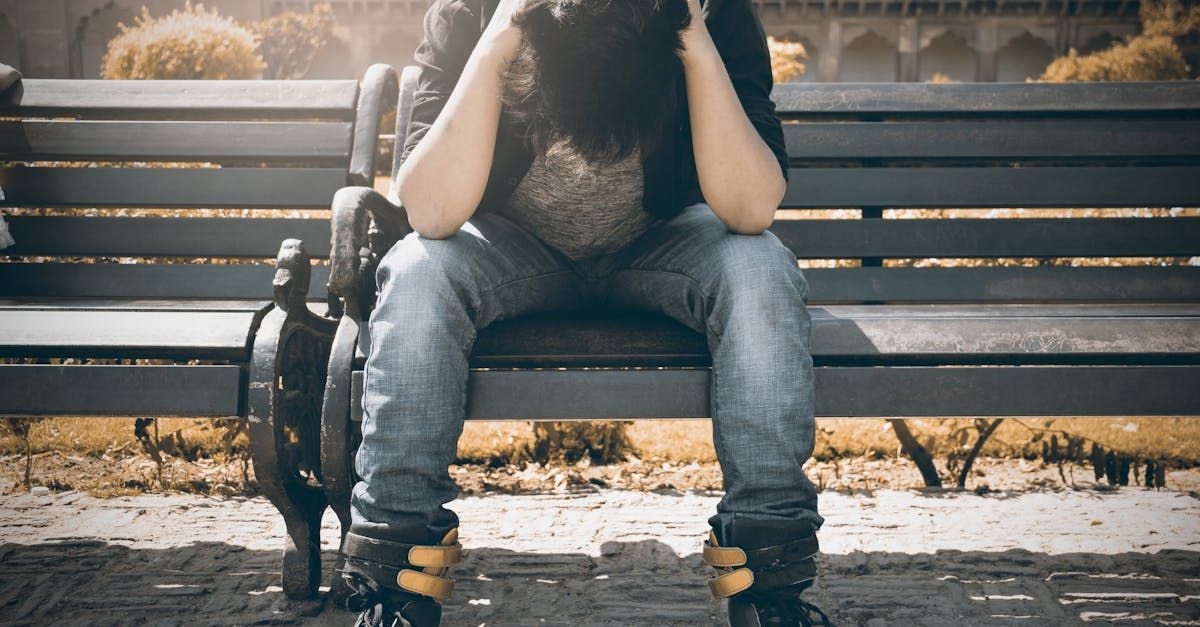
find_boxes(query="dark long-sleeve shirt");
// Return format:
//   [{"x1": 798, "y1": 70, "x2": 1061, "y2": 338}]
[{"x1": 397, "y1": 0, "x2": 789, "y2": 222}]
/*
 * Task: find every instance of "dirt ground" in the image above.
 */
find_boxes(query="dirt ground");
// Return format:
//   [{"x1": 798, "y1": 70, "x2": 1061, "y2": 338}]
[{"x1": 2, "y1": 473, "x2": 1198, "y2": 626}]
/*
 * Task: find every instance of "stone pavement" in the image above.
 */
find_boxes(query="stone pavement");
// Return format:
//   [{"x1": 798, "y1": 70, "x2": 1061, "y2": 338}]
[{"x1": 1, "y1": 488, "x2": 1198, "y2": 626}]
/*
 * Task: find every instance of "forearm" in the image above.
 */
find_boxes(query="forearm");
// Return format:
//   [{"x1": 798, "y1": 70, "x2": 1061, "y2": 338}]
[
  {"x1": 681, "y1": 28, "x2": 787, "y2": 235},
  {"x1": 394, "y1": 29, "x2": 520, "y2": 239}
]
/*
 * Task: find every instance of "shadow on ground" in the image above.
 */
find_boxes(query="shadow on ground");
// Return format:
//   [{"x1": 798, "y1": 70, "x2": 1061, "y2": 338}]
[{"x1": 1, "y1": 539, "x2": 1197, "y2": 626}]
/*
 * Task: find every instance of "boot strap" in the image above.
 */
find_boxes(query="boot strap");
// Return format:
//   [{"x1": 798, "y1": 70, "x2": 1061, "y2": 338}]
[
  {"x1": 343, "y1": 531, "x2": 463, "y2": 570},
  {"x1": 708, "y1": 568, "x2": 755, "y2": 598},
  {"x1": 397, "y1": 569, "x2": 455, "y2": 602},
  {"x1": 341, "y1": 528, "x2": 462, "y2": 603},
  {"x1": 703, "y1": 542, "x2": 747, "y2": 568},
  {"x1": 702, "y1": 529, "x2": 818, "y2": 598}
]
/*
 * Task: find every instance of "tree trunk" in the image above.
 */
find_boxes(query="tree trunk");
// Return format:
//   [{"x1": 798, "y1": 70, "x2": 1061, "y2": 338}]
[{"x1": 889, "y1": 419, "x2": 942, "y2": 487}]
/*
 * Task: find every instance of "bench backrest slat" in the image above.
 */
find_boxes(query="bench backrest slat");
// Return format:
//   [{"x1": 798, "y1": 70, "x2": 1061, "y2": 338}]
[
  {"x1": 0, "y1": 79, "x2": 360, "y2": 118},
  {"x1": 781, "y1": 165, "x2": 1200, "y2": 208},
  {"x1": 0, "y1": 167, "x2": 348, "y2": 208},
  {"x1": 4, "y1": 216, "x2": 331, "y2": 258},
  {"x1": 771, "y1": 82, "x2": 1200, "y2": 113},
  {"x1": 770, "y1": 218, "x2": 1200, "y2": 259},
  {"x1": 0, "y1": 120, "x2": 354, "y2": 162},
  {"x1": 8, "y1": 263, "x2": 1197, "y2": 304},
  {"x1": 11, "y1": 215, "x2": 1199, "y2": 261},
  {"x1": 781, "y1": 120, "x2": 1200, "y2": 160}
]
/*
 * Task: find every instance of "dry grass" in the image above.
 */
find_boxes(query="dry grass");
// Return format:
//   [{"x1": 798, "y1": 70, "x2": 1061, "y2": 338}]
[
  {"x1": 3, "y1": 417, "x2": 1197, "y2": 495},
  {"x1": 10, "y1": 416, "x2": 1190, "y2": 466},
  {"x1": 459, "y1": 418, "x2": 1200, "y2": 465}
]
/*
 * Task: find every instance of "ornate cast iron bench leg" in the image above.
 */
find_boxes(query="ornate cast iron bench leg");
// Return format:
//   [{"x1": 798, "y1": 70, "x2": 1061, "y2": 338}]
[{"x1": 249, "y1": 239, "x2": 337, "y2": 599}]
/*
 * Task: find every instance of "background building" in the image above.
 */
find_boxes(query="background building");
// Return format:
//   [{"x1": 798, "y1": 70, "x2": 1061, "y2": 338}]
[{"x1": 0, "y1": 0, "x2": 1168, "y2": 82}]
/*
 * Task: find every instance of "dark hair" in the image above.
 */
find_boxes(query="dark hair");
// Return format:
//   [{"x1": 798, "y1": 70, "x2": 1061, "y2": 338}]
[{"x1": 501, "y1": 0, "x2": 692, "y2": 164}]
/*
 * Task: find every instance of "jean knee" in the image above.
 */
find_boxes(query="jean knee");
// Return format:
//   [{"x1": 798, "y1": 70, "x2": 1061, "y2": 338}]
[
  {"x1": 713, "y1": 231, "x2": 808, "y2": 303},
  {"x1": 376, "y1": 231, "x2": 469, "y2": 296}
]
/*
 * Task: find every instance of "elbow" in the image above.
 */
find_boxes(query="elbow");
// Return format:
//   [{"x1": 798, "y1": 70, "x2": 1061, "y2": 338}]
[
  {"x1": 404, "y1": 206, "x2": 462, "y2": 239},
  {"x1": 728, "y1": 209, "x2": 775, "y2": 235},
  {"x1": 716, "y1": 170, "x2": 786, "y2": 235},
  {"x1": 395, "y1": 179, "x2": 462, "y2": 240}
]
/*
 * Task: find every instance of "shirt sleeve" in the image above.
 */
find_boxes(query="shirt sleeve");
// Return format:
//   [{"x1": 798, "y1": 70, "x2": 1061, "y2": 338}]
[
  {"x1": 705, "y1": 0, "x2": 790, "y2": 184},
  {"x1": 397, "y1": 0, "x2": 483, "y2": 171}
]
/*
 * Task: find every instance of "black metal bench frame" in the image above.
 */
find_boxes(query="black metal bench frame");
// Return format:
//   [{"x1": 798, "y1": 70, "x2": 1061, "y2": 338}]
[{"x1": 0, "y1": 65, "x2": 399, "y2": 599}]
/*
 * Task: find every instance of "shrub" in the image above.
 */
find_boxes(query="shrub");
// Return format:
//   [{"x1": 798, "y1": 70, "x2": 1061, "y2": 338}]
[
  {"x1": 252, "y1": 4, "x2": 336, "y2": 79},
  {"x1": 767, "y1": 36, "x2": 807, "y2": 83},
  {"x1": 101, "y1": 3, "x2": 265, "y2": 80},
  {"x1": 1039, "y1": 34, "x2": 1188, "y2": 82},
  {"x1": 1038, "y1": 0, "x2": 1198, "y2": 82}
]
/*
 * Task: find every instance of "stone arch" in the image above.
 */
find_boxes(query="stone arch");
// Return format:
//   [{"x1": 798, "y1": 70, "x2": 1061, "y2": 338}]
[
  {"x1": 74, "y1": 2, "x2": 134, "y2": 78},
  {"x1": 918, "y1": 30, "x2": 977, "y2": 82},
  {"x1": 0, "y1": 11, "x2": 19, "y2": 70},
  {"x1": 305, "y1": 35, "x2": 353, "y2": 78},
  {"x1": 996, "y1": 31, "x2": 1055, "y2": 82},
  {"x1": 839, "y1": 29, "x2": 898, "y2": 82},
  {"x1": 1078, "y1": 30, "x2": 1119, "y2": 54}
]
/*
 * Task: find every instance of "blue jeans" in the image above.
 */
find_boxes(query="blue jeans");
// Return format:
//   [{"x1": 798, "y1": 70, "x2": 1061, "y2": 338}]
[{"x1": 353, "y1": 202, "x2": 823, "y2": 538}]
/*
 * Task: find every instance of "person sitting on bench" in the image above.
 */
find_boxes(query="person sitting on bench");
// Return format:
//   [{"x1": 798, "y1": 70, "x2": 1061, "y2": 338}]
[{"x1": 338, "y1": 0, "x2": 829, "y2": 625}]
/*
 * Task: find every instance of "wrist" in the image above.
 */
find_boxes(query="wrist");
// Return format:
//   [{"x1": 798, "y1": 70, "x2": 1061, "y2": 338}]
[
  {"x1": 477, "y1": 26, "x2": 522, "y2": 69},
  {"x1": 680, "y1": 23, "x2": 718, "y2": 68}
]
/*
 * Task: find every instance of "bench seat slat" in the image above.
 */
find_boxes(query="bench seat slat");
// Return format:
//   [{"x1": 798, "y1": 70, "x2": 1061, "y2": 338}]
[
  {"x1": 0, "y1": 167, "x2": 347, "y2": 208},
  {"x1": 454, "y1": 305, "x2": 1200, "y2": 368},
  {"x1": 0, "y1": 120, "x2": 354, "y2": 162},
  {"x1": 0, "y1": 298, "x2": 271, "y2": 312},
  {"x1": 0, "y1": 79, "x2": 360, "y2": 118},
  {"x1": 4, "y1": 264, "x2": 1197, "y2": 303},
  {"x1": 782, "y1": 120, "x2": 1200, "y2": 160},
  {"x1": 770, "y1": 81, "x2": 1200, "y2": 114},
  {"x1": 0, "y1": 308, "x2": 268, "y2": 361},
  {"x1": 348, "y1": 365, "x2": 1200, "y2": 419},
  {"x1": 0, "y1": 364, "x2": 244, "y2": 417},
  {"x1": 6, "y1": 216, "x2": 332, "y2": 258},
  {"x1": 770, "y1": 217, "x2": 1200, "y2": 259},
  {"x1": 782, "y1": 166, "x2": 1200, "y2": 208},
  {"x1": 805, "y1": 266, "x2": 1200, "y2": 303}
]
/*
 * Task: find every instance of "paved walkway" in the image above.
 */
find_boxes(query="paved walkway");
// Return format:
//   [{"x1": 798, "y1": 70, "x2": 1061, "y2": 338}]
[{"x1": 1, "y1": 488, "x2": 1198, "y2": 625}]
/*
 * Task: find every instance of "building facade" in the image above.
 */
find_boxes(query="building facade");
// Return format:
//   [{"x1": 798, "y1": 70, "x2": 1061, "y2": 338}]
[{"x1": 0, "y1": 0, "x2": 1153, "y2": 82}]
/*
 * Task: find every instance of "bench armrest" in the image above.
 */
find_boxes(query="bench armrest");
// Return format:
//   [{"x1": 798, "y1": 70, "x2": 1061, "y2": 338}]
[
  {"x1": 348, "y1": 64, "x2": 399, "y2": 188},
  {"x1": 328, "y1": 186, "x2": 411, "y2": 319}
]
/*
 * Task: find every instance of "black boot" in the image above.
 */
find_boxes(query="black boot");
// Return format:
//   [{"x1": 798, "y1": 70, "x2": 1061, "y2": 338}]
[
  {"x1": 703, "y1": 518, "x2": 831, "y2": 627},
  {"x1": 338, "y1": 524, "x2": 463, "y2": 627}
]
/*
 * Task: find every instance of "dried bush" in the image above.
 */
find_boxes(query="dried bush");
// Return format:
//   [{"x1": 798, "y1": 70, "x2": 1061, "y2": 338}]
[
  {"x1": 252, "y1": 4, "x2": 336, "y2": 79},
  {"x1": 525, "y1": 421, "x2": 634, "y2": 466},
  {"x1": 101, "y1": 3, "x2": 265, "y2": 80},
  {"x1": 767, "y1": 36, "x2": 807, "y2": 83},
  {"x1": 1038, "y1": 0, "x2": 1198, "y2": 82}
]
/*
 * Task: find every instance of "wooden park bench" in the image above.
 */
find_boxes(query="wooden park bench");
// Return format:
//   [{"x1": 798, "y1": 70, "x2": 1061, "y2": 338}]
[
  {"x1": 304, "y1": 69, "x2": 1200, "y2": 596},
  {"x1": 0, "y1": 65, "x2": 398, "y2": 598}
]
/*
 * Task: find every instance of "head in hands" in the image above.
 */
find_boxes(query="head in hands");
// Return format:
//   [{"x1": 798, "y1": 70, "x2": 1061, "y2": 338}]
[{"x1": 500, "y1": 0, "x2": 693, "y2": 165}]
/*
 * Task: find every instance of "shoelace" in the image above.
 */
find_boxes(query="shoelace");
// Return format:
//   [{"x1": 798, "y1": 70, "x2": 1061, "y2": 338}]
[
  {"x1": 754, "y1": 594, "x2": 833, "y2": 627},
  {"x1": 353, "y1": 603, "x2": 414, "y2": 627}
]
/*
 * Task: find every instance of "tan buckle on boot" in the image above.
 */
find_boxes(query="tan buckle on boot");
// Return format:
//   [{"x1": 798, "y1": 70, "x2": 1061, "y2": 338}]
[
  {"x1": 395, "y1": 528, "x2": 462, "y2": 602},
  {"x1": 396, "y1": 569, "x2": 455, "y2": 601},
  {"x1": 702, "y1": 531, "x2": 755, "y2": 598},
  {"x1": 708, "y1": 568, "x2": 755, "y2": 598}
]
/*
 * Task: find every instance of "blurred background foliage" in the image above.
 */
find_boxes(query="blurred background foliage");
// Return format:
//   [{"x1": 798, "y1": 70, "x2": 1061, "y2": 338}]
[{"x1": 100, "y1": 2, "x2": 334, "y2": 80}]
